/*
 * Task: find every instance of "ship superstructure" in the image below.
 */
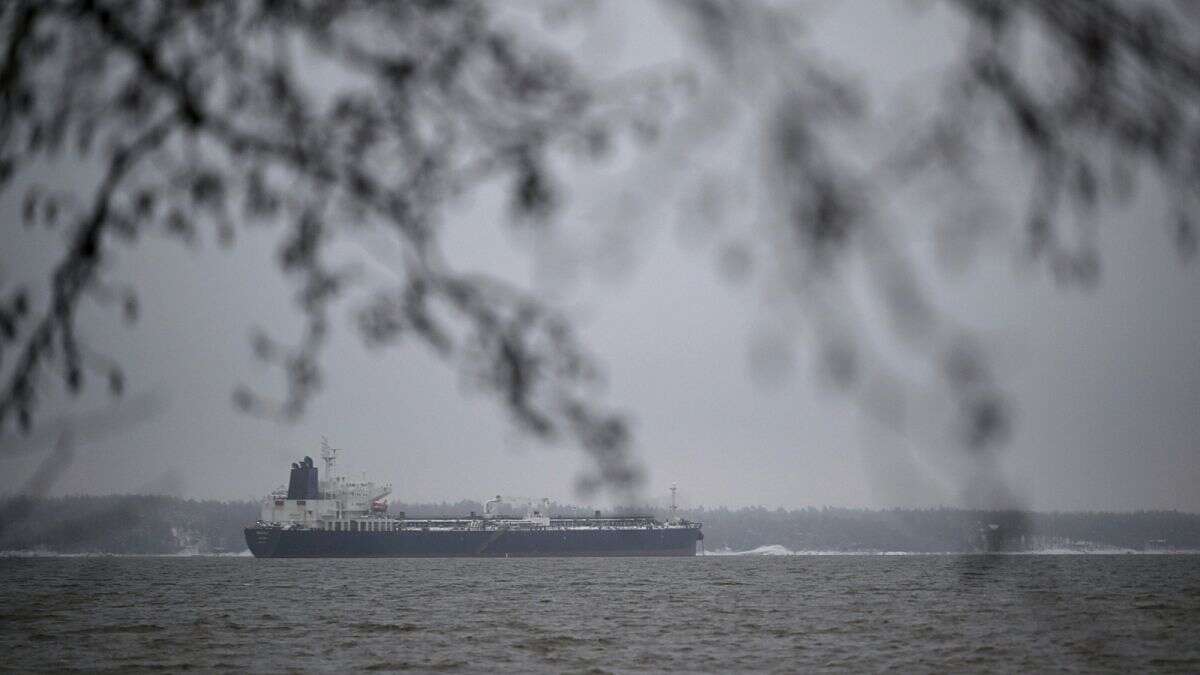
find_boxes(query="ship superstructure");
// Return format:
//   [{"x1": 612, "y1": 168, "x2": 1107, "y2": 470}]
[
  {"x1": 259, "y1": 441, "x2": 394, "y2": 529},
  {"x1": 245, "y1": 441, "x2": 702, "y2": 557}
]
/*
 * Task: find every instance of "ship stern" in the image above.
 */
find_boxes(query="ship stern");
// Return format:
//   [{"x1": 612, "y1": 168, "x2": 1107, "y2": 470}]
[{"x1": 244, "y1": 527, "x2": 281, "y2": 557}]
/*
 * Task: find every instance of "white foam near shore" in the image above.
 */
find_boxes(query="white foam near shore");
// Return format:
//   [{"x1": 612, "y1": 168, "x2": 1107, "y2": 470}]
[
  {"x1": 705, "y1": 545, "x2": 889, "y2": 556},
  {"x1": 705, "y1": 545, "x2": 963, "y2": 555},
  {"x1": 705, "y1": 544, "x2": 790, "y2": 556}
]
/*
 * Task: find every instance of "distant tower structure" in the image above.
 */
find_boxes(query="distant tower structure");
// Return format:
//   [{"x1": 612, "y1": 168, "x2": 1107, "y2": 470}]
[
  {"x1": 670, "y1": 483, "x2": 678, "y2": 519},
  {"x1": 320, "y1": 437, "x2": 339, "y2": 478}
]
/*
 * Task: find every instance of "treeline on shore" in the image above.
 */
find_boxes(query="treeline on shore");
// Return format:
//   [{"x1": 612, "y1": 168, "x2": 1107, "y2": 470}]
[
  {"x1": 675, "y1": 506, "x2": 1200, "y2": 552},
  {"x1": 1, "y1": 495, "x2": 1197, "y2": 554},
  {"x1": 0, "y1": 495, "x2": 253, "y2": 554}
]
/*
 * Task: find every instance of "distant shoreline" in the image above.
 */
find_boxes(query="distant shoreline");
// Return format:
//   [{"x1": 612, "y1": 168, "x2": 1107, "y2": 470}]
[
  {"x1": 4, "y1": 493, "x2": 1196, "y2": 516},
  {"x1": 4, "y1": 549, "x2": 1200, "y2": 558},
  {"x1": 4, "y1": 494, "x2": 1199, "y2": 555}
]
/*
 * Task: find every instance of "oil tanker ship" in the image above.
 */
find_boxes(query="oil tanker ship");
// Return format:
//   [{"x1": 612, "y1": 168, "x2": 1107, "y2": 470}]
[{"x1": 244, "y1": 441, "x2": 702, "y2": 557}]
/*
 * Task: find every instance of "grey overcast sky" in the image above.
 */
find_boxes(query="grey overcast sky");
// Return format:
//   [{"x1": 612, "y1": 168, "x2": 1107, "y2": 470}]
[{"x1": 2, "y1": 1, "x2": 1198, "y2": 511}]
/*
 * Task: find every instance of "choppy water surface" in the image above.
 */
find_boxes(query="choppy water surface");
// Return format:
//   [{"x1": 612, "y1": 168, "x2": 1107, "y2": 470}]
[{"x1": 1, "y1": 555, "x2": 1197, "y2": 672}]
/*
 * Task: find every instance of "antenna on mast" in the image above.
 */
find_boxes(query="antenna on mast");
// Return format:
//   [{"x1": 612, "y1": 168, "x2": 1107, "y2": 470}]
[{"x1": 320, "y1": 436, "x2": 338, "y2": 478}]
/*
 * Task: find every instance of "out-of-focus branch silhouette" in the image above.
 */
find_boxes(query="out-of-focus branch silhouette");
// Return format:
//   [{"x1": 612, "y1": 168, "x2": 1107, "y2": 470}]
[
  {"x1": 0, "y1": 0, "x2": 656, "y2": 495},
  {"x1": 0, "y1": 0, "x2": 1196, "y2": 498},
  {"x1": 951, "y1": 0, "x2": 1200, "y2": 275},
  {"x1": 660, "y1": 0, "x2": 1198, "y2": 506}
]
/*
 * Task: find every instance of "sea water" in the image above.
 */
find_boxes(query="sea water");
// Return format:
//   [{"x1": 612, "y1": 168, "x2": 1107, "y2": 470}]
[{"x1": 1, "y1": 554, "x2": 1197, "y2": 672}]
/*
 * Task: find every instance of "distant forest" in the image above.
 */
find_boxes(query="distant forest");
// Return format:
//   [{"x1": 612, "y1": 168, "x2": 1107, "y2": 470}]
[{"x1": 1, "y1": 495, "x2": 1198, "y2": 554}]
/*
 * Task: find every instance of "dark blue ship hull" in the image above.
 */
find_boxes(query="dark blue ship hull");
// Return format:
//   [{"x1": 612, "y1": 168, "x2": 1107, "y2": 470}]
[{"x1": 245, "y1": 526, "x2": 700, "y2": 558}]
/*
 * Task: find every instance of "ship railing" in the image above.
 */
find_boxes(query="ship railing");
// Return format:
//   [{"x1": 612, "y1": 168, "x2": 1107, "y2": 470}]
[
  {"x1": 387, "y1": 519, "x2": 700, "y2": 531},
  {"x1": 390, "y1": 515, "x2": 681, "y2": 526},
  {"x1": 253, "y1": 516, "x2": 702, "y2": 532}
]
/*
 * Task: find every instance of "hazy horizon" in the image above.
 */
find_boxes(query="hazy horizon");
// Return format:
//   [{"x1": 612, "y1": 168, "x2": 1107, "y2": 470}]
[{"x1": 7, "y1": 489, "x2": 1199, "y2": 516}]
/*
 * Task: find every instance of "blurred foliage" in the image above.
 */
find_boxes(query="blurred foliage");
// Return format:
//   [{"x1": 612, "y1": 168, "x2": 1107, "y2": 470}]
[
  {"x1": 1, "y1": 0, "x2": 1197, "y2": 498},
  {"x1": 0, "y1": 0, "x2": 657, "y2": 495}
]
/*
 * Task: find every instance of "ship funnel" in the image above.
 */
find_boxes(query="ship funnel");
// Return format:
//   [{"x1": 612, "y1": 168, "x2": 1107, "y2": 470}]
[{"x1": 286, "y1": 455, "x2": 321, "y2": 500}]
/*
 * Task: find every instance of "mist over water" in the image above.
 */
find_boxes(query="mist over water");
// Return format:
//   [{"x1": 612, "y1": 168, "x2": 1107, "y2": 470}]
[{"x1": 3, "y1": 556, "x2": 1197, "y2": 672}]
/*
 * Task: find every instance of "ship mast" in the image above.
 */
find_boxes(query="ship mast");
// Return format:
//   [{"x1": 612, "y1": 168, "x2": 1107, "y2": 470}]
[
  {"x1": 320, "y1": 437, "x2": 338, "y2": 479},
  {"x1": 670, "y1": 483, "x2": 678, "y2": 520}
]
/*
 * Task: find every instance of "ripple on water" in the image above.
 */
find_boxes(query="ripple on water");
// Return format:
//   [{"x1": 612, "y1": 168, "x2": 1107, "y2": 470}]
[{"x1": 0, "y1": 556, "x2": 1198, "y2": 671}]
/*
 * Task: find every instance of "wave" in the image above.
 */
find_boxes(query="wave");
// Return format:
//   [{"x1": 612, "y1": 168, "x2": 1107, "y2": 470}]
[
  {"x1": 704, "y1": 544, "x2": 789, "y2": 556},
  {"x1": 706, "y1": 545, "x2": 953, "y2": 555},
  {"x1": 704, "y1": 545, "x2": 879, "y2": 556}
]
